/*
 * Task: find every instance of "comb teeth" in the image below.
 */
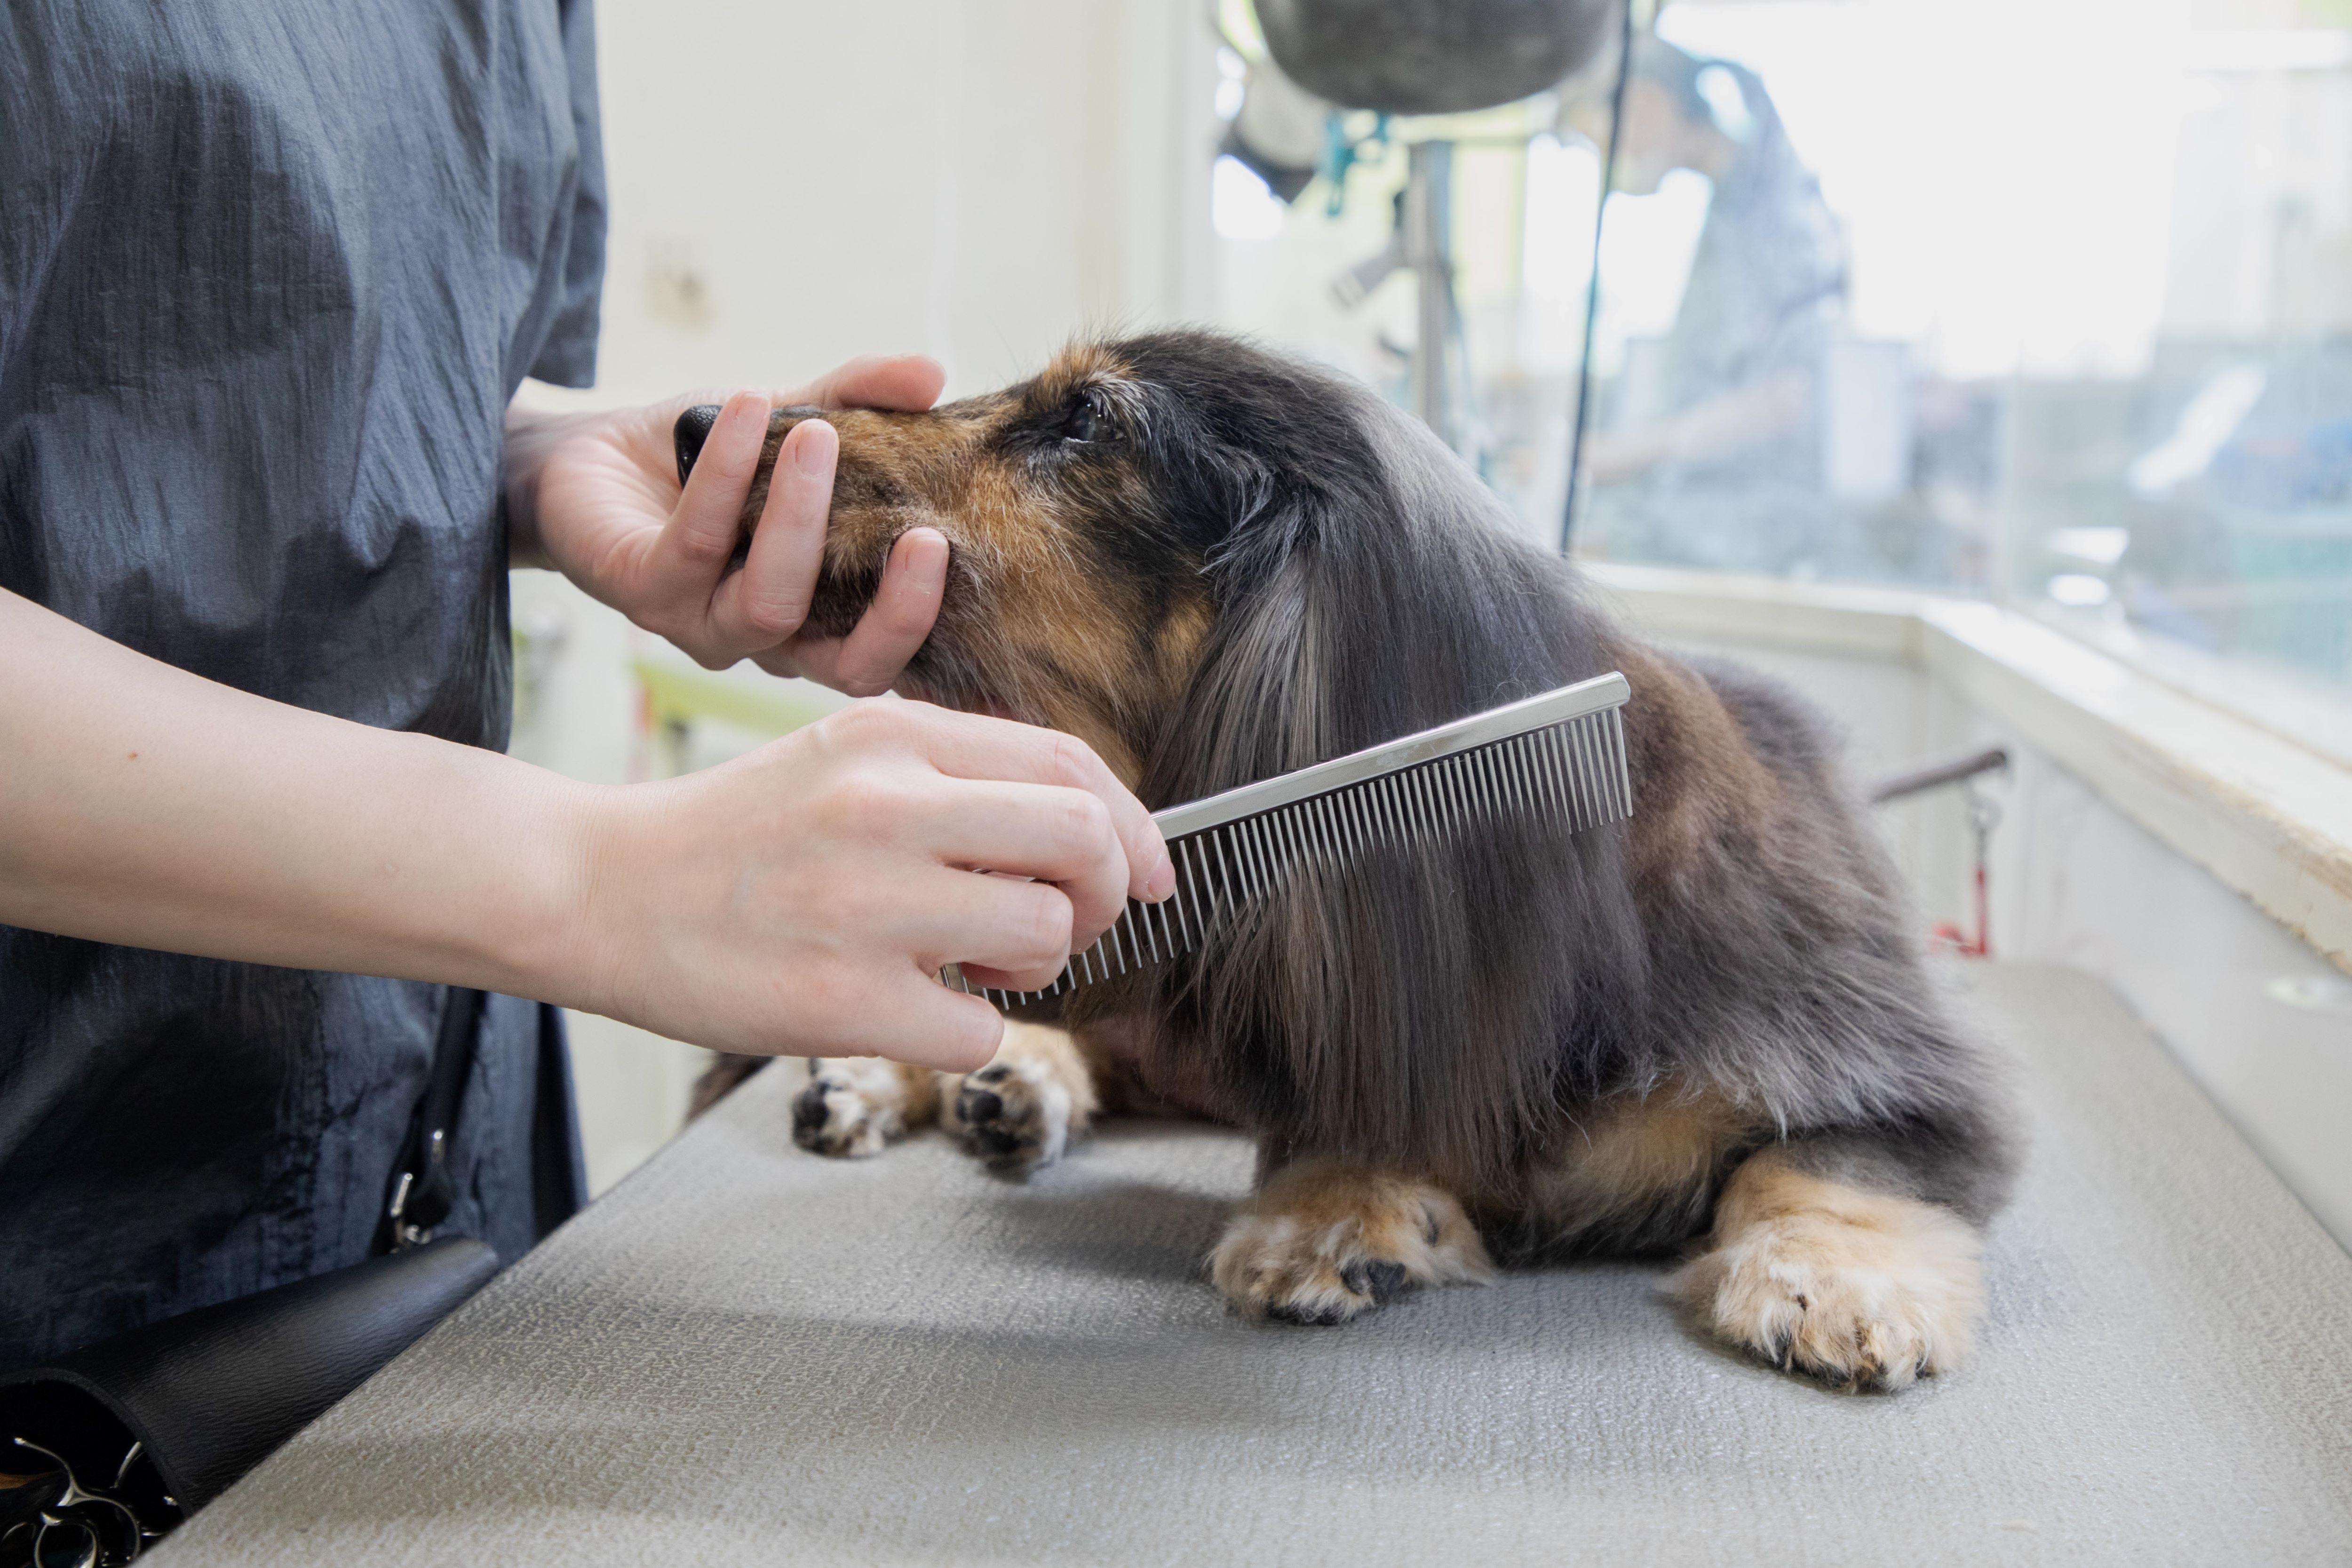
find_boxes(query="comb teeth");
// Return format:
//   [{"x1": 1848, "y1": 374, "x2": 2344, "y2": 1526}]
[{"x1": 943, "y1": 689, "x2": 1633, "y2": 1010}]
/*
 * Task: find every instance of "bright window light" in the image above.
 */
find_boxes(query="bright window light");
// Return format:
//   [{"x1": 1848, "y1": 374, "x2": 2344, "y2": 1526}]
[
  {"x1": 1660, "y1": 0, "x2": 2187, "y2": 380},
  {"x1": 1211, "y1": 154, "x2": 1287, "y2": 241},
  {"x1": 2128, "y1": 365, "x2": 2268, "y2": 495},
  {"x1": 2049, "y1": 527, "x2": 2131, "y2": 566},
  {"x1": 1521, "y1": 134, "x2": 1600, "y2": 305},
  {"x1": 2049, "y1": 573, "x2": 2114, "y2": 608},
  {"x1": 1214, "y1": 46, "x2": 1246, "y2": 121},
  {"x1": 1594, "y1": 171, "x2": 1714, "y2": 347}
]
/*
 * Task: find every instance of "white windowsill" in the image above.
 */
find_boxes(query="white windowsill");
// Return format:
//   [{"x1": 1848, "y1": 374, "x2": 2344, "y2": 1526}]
[{"x1": 1584, "y1": 562, "x2": 2352, "y2": 979}]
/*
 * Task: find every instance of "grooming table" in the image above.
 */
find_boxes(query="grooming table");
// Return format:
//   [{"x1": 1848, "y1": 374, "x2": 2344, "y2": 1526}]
[{"x1": 157, "y1": 966, "x2": 2352, "y2": 1566}]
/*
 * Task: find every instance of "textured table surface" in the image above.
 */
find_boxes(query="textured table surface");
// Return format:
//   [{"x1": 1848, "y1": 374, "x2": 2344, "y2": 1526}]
[{"x1": 158, "y1": 965, "x2": 2352, "y2": 1566}]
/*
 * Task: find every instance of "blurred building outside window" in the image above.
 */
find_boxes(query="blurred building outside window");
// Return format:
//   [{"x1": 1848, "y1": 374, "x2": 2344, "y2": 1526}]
[{"x1": 1208, "y1": 0, "x2": 2352, "y2": 767}]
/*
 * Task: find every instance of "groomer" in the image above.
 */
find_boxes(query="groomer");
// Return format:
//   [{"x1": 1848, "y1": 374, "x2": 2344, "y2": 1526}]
[{"x1": 0, "y1": 0, "x2": 1171, "y2": 1370}]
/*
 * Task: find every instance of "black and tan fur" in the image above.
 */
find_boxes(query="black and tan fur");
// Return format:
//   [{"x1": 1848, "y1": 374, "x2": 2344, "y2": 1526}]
[{"x1": 689, "y1": 333, "x2": 2017, "y2": 1392}]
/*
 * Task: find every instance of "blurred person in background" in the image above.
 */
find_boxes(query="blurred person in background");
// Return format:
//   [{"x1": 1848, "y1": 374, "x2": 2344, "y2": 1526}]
[{"x1": 1561, "y1": 34, "x2": 1851, "y2": 574}]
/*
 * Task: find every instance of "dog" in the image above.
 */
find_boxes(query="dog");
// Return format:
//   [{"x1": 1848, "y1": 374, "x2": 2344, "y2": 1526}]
[{"x1": 685, "y1": 332, "x2": 2016, "y2": 1392}]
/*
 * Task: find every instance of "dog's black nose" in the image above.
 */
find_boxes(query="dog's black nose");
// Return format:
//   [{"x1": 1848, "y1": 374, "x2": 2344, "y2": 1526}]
[
  {"x1": 674, "y1": 404, "x2": 722, "y2": 486},
  {"x1": 673, "y1": 403, "x2": 828, "y2": 487}
]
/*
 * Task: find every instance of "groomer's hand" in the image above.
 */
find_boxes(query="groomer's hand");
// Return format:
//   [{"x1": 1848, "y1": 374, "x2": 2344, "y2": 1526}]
[
  {"x1": 580, "y1": 700, "x2": 1176, "y2": 1069},
  {"x1": 508, "y1": 357, "x2": 949, "y2": 696}
]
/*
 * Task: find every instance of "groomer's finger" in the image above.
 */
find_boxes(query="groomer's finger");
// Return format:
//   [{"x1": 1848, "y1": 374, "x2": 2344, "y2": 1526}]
[
  {"x1": 889, "y1": 704, "x2": 1174, "y2": 906},
  {"x1": 791, "y1": 528, "x2": 950, "y2": 696},
  {"x1": 820, "y1": 972, "x2": 1004, "y2": 1073},
  {"x1": 639, "y1": 390, "x2": 768, "y2": 637},
  {"x1": 952, "y1": 962, "x2": 1070, "y2": 997},
  {"x1": 902, "y1": 868, "x2": 1079, "y2": 994},
  {"x1": 917, "y1": 780, "x2": 1137, "y2": 949},
  {"x1": 710, "y1": 418, "x2": 833, "y2": 650},
  {"x1": 782, "y1": 354, "x2": 945, "y2": 414}
]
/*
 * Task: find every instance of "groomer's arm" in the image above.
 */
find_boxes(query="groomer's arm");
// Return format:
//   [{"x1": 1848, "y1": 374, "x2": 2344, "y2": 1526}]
[{"x1": 0, "y1": 591, "x2": 1172, "y2": 1071}]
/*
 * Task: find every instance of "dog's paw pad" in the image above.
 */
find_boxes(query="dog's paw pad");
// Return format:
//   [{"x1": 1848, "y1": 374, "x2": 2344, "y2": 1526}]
[
  {"x1": 950, "y1": 1060, "x2": 1072, "y2": 1172},
  {"x1": 790, "y1": 1074, "x2": 902, "y2": 1159},
  {"x1": 1341, "y1": 1258, "x2": 1410, "y2": 1304},
  {"x1": 1210, "y1": 1174, "x2": 1493, "y2": 1326},
  {"x1": 1672, "y1": 1198, "x2": 1983, "y2": 1393}
]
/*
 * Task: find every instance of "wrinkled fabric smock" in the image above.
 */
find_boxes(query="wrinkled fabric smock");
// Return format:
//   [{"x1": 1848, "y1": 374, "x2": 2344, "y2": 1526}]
[{"x1": 0, "y1": 0, "x2": 606, "y2": 1368}]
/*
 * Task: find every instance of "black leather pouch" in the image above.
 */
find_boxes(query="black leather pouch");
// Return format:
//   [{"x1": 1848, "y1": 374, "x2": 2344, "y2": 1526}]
[{"x1": 0, "y1": 1235, "x2": 498, "y2": 1551}]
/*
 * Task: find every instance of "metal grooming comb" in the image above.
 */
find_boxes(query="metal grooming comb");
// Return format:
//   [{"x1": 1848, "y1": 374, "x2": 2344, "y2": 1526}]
[{"x1": 945, "y1": 671, "x2": 1634, "y2": 1007}]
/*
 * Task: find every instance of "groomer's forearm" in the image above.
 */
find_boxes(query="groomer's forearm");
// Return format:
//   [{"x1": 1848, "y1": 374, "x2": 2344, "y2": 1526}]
[{"x1": 0, "y1": 587, "x2": 596, "y2": 1000}]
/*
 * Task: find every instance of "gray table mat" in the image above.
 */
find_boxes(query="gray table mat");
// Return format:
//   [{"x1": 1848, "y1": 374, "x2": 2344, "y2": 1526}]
[{"x1": 157, "y1": 965, "x2": 2352, "y2": 1566}]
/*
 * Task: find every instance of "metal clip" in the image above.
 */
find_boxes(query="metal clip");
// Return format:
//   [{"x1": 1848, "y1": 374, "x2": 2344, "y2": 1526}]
[{"x1": 384, "y1": 1138, "x2": 439, "y2": 1252}]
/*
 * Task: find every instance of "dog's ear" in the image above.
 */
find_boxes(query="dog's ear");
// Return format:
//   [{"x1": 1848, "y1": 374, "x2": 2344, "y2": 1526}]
[
  {"x1": 1144, "y1": 405, "x2": 1609, "y2": 802},
  {"x1": 1136, "y1": 400, "x2": 1644, "y2": 1186}
]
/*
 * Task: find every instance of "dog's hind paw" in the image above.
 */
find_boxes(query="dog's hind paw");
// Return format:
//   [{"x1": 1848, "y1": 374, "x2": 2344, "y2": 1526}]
[
  {"x1": 1670, "y1": 1152, "x2": 1985, "y2": 1393},
  {"x1": 790, "y1": 1058, "x2": 926, "y2": 1159},
  {"x1": 1211, "y1": 1163, "x2": 1494, "y2": 1325}
]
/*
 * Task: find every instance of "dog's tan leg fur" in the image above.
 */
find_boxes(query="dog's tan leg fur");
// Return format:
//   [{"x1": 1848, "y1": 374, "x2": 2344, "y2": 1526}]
[
  {"x1": 1520, "y1": 1083, "x2": 1755, "y2": 1247},
  {"x1": 1212, "y1": 1161, "x2": 1494, "y2": 1325},
  {"x1": 943, "y1": 1019, "x2": 1100, "y2": 1171},
  {"x1": 791, "y1": 1057, "x2": 943, "y2": 1159},
  {"x1": 1671, "y1": 1146, "x2": 1985, "y2": 1391}
]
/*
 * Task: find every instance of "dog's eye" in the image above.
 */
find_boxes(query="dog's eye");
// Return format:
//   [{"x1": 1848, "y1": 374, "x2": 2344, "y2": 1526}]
[{"x1": 1062, "y1": 389, "x2": 1112, "y2": 446}]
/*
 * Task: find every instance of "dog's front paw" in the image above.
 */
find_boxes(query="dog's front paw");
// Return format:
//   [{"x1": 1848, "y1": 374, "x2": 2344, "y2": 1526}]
[
  {"x1": 948, "y1": 1059, "x2": 1073, "y2": 1171},
  {"x1": 941, "y1": 1021, "x2": 1097, "y2": 1174},
  {"x1": 1211, "y1": 1164, "x2": 1494, "y2": 1325},
  {"x1": 790, "y1": 1059, "x2": 920, "y2": 1159},
  {"x1": 1672, "y1": 1157, "x2": 1985, "y2": 1393}
]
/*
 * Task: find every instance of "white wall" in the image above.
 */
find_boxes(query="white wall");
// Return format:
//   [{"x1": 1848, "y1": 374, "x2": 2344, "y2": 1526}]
[
  {"x1": 510, "y1": 0, "x2": 1221, "y2": 1194},
  {"x1": 573, "y1": 0, "x2": 1216, "y2": 408},
  {"x1": 1668, "y1": 633, "x2": 2352, "y2": 1251}
]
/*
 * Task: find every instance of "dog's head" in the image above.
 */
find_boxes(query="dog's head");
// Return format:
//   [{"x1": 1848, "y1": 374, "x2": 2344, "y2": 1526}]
[
  {"x1": 701, "y1": 331, "x2": 1601, "y2": 801},
  {"x1": 694, "y1": 331, "x2": 1638, "y2": 1185}
]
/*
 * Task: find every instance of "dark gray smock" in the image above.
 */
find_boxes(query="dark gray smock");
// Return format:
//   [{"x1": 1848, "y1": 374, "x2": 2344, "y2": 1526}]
[{"x1": 0, "y1": 0, "x2": 606, "y2": 1369}]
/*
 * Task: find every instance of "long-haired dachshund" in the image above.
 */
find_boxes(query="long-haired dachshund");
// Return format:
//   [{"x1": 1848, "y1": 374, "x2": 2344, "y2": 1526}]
[{"x1": 685, "y1": 333, "x2": 2016, "y2": 1392}]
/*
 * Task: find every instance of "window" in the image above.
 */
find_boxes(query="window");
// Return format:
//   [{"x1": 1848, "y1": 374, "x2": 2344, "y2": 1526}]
[{"x1": 1210, "y1": 0, "x2": 2352, "y2": 759}]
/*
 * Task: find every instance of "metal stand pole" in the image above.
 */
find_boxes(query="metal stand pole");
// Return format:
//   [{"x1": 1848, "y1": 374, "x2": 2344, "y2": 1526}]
[
  {"x1": 1560, "y1": 0, "x2": 1637, "y2": 555},
  {"x1": 1402, "y1": 140, "x2": 1455, "y2": 450}
]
